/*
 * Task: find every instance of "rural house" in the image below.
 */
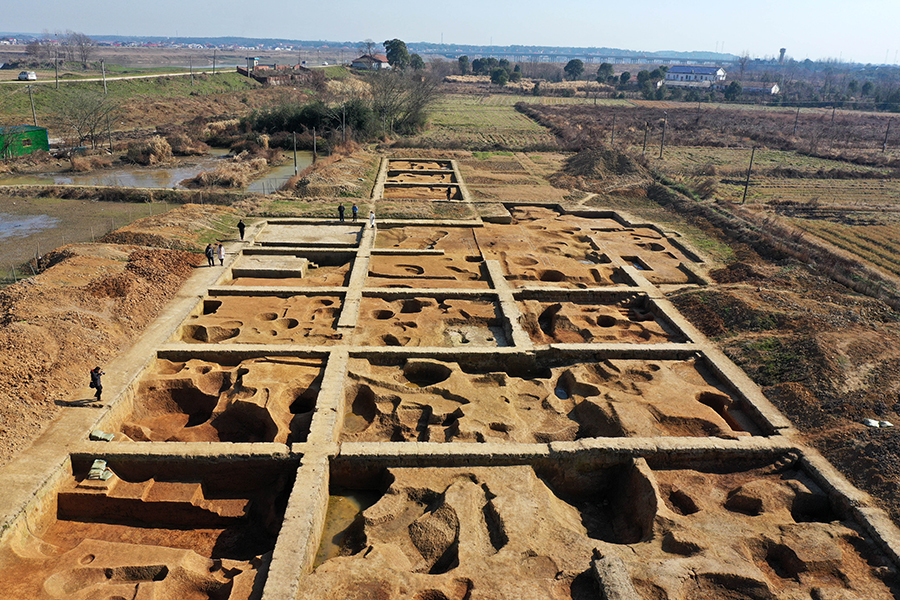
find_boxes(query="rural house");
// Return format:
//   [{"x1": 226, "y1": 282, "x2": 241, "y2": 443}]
[
  {"x1": 0, "y1": 125, "x2": 49, "y2": 158},
  {"x1": 662, "y1": 65, "x2": 727, "y2": 88},
  {"x1": 350, "y1": 54, "x2": 390, "y2": 70}
]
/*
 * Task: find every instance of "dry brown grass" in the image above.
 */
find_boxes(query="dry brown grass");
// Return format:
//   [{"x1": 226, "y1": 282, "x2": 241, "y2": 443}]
[
  {"x1": 125, "y1": 136, "x2": 173, "y2": 165},
  {"x1": 182, "y1": 157, "x2": 268, "y2": 188},
  {"x1": 68, "y1": 154, "x2": 113, "y2": 172}
]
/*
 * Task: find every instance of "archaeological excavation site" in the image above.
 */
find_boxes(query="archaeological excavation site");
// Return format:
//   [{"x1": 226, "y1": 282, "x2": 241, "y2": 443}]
[{"x1": 1, "y1": 158, "x2": 899, "y2": 600}]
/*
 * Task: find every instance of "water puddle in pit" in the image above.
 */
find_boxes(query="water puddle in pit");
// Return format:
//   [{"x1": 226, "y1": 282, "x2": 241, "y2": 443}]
[
  {"x1": 0, "y1": 214, "x2": 60, "y2": 241},
  {"x1": 314, "y1": 490, "x2": 381, "y2": 566}
]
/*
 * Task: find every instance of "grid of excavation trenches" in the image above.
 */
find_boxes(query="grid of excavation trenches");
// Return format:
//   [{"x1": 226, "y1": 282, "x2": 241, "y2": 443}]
[
  {"x1": 3, "y1": 162, "x2": 900, "y2": 599},
  {"x1": 380, "y1": 158, "x2": 462, "y2": 200}
]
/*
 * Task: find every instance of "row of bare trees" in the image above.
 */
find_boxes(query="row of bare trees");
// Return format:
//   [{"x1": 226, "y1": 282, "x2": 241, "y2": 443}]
[{"x1": 25, "y1": 30, "x2": 94, "y2": 67}]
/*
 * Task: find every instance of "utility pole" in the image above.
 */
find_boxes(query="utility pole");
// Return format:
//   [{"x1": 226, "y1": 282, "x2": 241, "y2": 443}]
[
  {"x1": 28, "y1": 85, "x2": 37, "y2": 126},
  {"x1": 342, "y1": 105, "x2": 346, "y2": 144},
  {"x1": 642, "y1": 122, "x2": 649, "y2": 156},
  {"x1": 742, "y1": 147, "x2": 756, "y2": 204},
  {"x1": 293, "y1": 132, "x2": 298, "y2": 175},
  {"x1": 101, "y1": 59, "x2": 108, "y2": 95},
  {"x1": 610, "y1": 114, "x2": 616, "y2": 145},
  {"x1": 213, "y1": 49, "x2": 217, "y2": 75},
  {"x1": 884, "y1": 118, "x2": 893, "y2": 153},
  {"x1": 54, "y1": 55, "x2": 59, "y2": 90},
  {"x1": 658, "y1": 111, "x2": 668, "y2": 159},
  {"x1": 793, "y1": 106, "x2": 800, "y2": 136},
  {"x1": 190, "y1": 56, "x2": 194, "y2": 86},
  {"x1": 312, "y1": 127, "x2": 317, "y2": 161}
]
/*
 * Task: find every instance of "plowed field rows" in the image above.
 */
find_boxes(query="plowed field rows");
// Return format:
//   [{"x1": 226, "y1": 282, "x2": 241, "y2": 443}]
[{"x1": 791, "y1": 218, "x2": 900, "y2": 277}]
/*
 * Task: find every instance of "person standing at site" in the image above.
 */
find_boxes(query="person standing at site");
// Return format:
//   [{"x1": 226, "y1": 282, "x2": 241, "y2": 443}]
[
  {"x1": 352, "y1": 204, "x2": 358, "y2": 222},
  {"x1": 237, "y1": 219, "x2": 246, "y2": 241},
  {"x1": 89, "y1": 367, "x2": 104, "y2": 402},
  {"x1": 369, "y1": 211, "x2": 376, "y2": 228},
  {"x1": 338, "y1": 203, "x2": 345, "y2": 222},
  {"x1": 217, "y1": 243, "x2": 225, "y2": 266},
  {"x1": 205, "y1": 244, "x2": 215, "y2": 267}
]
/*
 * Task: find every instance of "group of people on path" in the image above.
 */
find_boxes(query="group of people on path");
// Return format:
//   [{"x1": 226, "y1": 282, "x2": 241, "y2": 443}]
[
  {"x1": 337, "y1": 204, "x2": 376, "y2": 228},
  {"x1": 202, "y1": 219, "x2": 249, "y2": 267},
  {"x1": 337, "y1": 203, "x2": 360, "y2": 223},
  {"x1": 204, "y1": 243, "x2": 225, "y2": 267}
]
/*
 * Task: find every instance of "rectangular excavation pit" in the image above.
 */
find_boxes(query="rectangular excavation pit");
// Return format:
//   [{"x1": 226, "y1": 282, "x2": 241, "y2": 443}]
[
  {"x1": 109, "y1": 356, "x2": 324, "y2": 443},
  {"x1": 340, "y1": 352, "x2": 761, "y2": 443},
  {"x1": 478, "y1": 206, "x2": 701, "y2": 286},
  {"x1": 177, "y1": 293, "x2": 342, "y2": 345},
  {"x1": 387, "y1": 159, "x2": 453, "y2": 171},
  {"x1": 516, "y1": 292, "x2": 688, "y2": 344},
  {"x1": 385, "y1": 170, "x2": 457, "y2": 184},
  {"x1": 367, "y1": 254, "x2": 489, "y2": 289},
  {"x1": 0, "y1": 454, "x2": 297, "y2": 600},
  {"x1": 374, "y1": 225, "x2": 481, "y2": 254},
  {"x1": 255, "y1": 223, "x2": 362, "y2": 247},
  {"x1": 382, "y1": 184, "x2": 460, "y2": 200},
  {"x1": 301, "y1": 451, "x2": 900, "y2": 600},
  {"x1": 229, "y1": 251, "x2": 354, "y2": 287},
  {"x1": 355, "y1": 295, "x2": 508, "y2": 347}
]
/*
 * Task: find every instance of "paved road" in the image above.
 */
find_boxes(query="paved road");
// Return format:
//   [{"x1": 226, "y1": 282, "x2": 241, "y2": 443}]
[{"x1": 0, "y1": 70, "x2": 212, "y2": 85}]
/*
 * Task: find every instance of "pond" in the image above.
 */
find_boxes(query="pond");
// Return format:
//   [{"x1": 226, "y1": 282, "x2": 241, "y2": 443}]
[{"x1": 0, "y1": 149, "x2": 314, "y2": 194}]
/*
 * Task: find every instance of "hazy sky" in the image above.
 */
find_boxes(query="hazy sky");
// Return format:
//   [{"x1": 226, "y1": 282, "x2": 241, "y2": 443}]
[{"x1": 5, "y1": 0, "x2": 899, "y2": 64}]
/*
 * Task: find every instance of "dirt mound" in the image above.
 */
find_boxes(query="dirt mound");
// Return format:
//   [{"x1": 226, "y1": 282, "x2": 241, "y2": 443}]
[
  {"x1": 564, "y1": 147, "x2": 646, "y2": 180},
  {"x1": 0, "y1": 206, "x2": 221, "y2": 467}
]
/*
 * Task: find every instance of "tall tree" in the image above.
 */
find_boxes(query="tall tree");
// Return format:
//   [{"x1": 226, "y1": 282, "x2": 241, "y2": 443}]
[
  {"x1": 596, "y1": 62, "x2": 614, "y2": 82},
  {"x1": 457, "y1": 55, "x2": 469, "y2": 75},
  {"x1": 409, "y1": 53, "x2": 425, "y2": 71},
  {"x1": 383, "y1": 39, "x2": 410, "y2": 70},
  {"x1": 564, "y1": 59, "x2": 584, "y2": 81}
]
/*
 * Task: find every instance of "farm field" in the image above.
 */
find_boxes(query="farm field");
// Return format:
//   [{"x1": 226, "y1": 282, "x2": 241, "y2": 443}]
[
  {"x1": 652, "y1": 146, "x2": 896, "y2": 177},
  {"x1": 407, "y1": 94, "x2": 560, "y2": 150},
  {"x1": 788, "y1": 217, "x2": 900, "y2": 279}
]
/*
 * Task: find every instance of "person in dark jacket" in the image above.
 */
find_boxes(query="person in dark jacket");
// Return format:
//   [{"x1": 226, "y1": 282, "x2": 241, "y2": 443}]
[
  {"x1": 205, "y1": 244, "x2": 215, "y2": 266},
  {"x1": 338, "y1": 203, "x2": 345, "y2": 222},
  {"x1": 89, "y1": 367, "x2": 104, "y2": 402},
  {"x1": 237, "y1": 219, "x2": 246, "y2": 240}
]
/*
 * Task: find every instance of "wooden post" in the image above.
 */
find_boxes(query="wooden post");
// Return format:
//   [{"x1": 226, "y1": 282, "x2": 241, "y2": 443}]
[
  {"x1": 190, "y1": 56, "x2": 194, "y2": 86},
  {"x1": 28, "y1": 85, "x2": 37, "y2": 126},
  {"x1": 792, "y1": 106, "x2": 800, "y2": 136},
  {"x1": 610, "y1": 114, "x2": 616, "y2": 145},
  {"x1": 213, "y1": 49, "x2": 217, "y2": 75},
  {"x1": 642, "y1": 122, "x2": 649, "y2": 156},
  {"x1": 883, "y1": 118, "x2": 892, "y2": 153},
  {"x1": 101, "y1": 60, "x2": 108, "y2": 95},
  {"x1": 658, "y1": 111, "x2": 668, "y2": 159},
  {"x1": 293, "y1": 132, "x2": 298, "y2": 175},
  {"x1": 742, "y1": 147, "x2": 756, "y2": 204},
  {"x1": 313, "y1": 127, "x2": 317, "y2": 161}
]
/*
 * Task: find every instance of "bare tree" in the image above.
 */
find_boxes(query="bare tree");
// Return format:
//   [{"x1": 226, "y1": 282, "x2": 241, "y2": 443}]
[
  {"x1": 738, "y1": 52, "x2": 751, "y2": 81},
  {"x1": 67, "y1": 31, "x2": 94, "y2": 66},
  {"x1": 53, "y1": 91, "x2": 120, "y2": 149},
  {"x1": 358, "y1": 39, "x2": 377, "y2": 57},
  {"x1": 367, "y1": 70, "x2": 442, "y2": 135}
]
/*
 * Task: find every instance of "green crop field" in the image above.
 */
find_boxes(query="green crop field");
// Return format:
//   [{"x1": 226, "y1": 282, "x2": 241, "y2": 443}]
[
  {"x1": 405, "y1": 94, "x2": 633, "y2": 150},
  {"x1": 0, "y1": 73, "x2": 259, "y2": 122}
]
